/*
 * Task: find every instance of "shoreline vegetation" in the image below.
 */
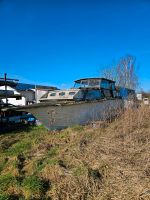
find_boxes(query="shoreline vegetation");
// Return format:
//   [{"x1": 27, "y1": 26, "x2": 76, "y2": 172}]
[{"x1": 0, "y1": 105, "x2": 150, "y2": 200}]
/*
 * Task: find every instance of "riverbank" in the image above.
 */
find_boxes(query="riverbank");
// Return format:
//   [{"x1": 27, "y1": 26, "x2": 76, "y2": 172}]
[{"x1": 0, "y1": 106, "x2": 149, "y2": 200}]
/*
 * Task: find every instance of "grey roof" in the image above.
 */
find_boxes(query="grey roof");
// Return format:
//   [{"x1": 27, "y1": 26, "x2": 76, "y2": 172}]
[
  {"x1": 0, "y1": 79, "x2": 57, "y2": 91},
  {"x1": 0, "y1": 79, "x2": 18, "y2": 87},
  {"x1": 0, "y1": 74, "x2": 58, "y2": 92},
  {"x1": 15, "y1": 83, "x2": 57, "y2": 91},
  {"x1": 75, "y1": 78, "x2": 115, "y2": 83}
]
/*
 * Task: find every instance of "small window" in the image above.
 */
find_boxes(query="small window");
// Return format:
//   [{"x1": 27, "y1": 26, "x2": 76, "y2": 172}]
[
  {"x1": 81, "y1": 80, "x2": 88, "y2": 87},
  {"x1": 50, "y1": 93, "x2": 56, "y2": 96},
  {"x1": 69, "y1": 92, "x2": 76, "y2": 95},
  {"x1": 59, "y1": 92, "x2": 65, "y2": 96},
  {"x1": 16, "y1": 96, "x2": 21, "y2": 100},
  {"x1": 89, "y1": 80, "x2": 100, "y2": 87}
]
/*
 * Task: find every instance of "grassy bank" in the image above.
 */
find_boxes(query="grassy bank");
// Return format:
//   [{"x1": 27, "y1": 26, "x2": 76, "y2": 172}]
[{"x1": 0, "y1": 106, "x2": 150, "y2": 200}]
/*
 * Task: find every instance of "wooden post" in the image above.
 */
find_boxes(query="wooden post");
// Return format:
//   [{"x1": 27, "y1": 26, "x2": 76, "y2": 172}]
[
  {"x1": 4, "y1": 73, "x2": 8, "y2": 104},
  {"x1": 35, "y1": 84, "x2": 37, "y2": 103}
]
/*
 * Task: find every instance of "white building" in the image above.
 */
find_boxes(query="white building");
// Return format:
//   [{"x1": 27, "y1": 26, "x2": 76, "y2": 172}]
[
  {"x1": 136, "y1": 93, "x2": 142, "y2": 101},
  {"x1": 0, "y1": 83, "x2": 57, "y2": 106},
  {"x1": 0, "y1": 85, "x2": 26, "y2": 105},
  {"x1": 136, "y1": 93, "x2": 150, "y2": 105}
]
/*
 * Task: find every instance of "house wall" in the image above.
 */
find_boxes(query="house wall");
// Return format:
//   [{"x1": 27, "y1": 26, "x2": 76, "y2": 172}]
[
  {"x1": 0, "y1": 85, "x2": 56, "y2": 105},
  {"x1": 137, "y1": 93, "x2": 142, "y2": 101},
  {"x1": 2, "y1": 97, "x2": 26, "y2": 106},
  {"x1": 19, "y1": 90, "x2": 35, "y2": 103},
  {"x1": 0, "y1": 86, "x2": 19, "y2": 95},
  {"x1": 0, "y1": 86, "x2": 26, "y2": 106}
]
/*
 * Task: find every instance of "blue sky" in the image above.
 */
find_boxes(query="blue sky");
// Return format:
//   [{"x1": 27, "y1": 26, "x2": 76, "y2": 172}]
[{"x1": 0, "y1": 0, "x2": 150, "y2": 90}]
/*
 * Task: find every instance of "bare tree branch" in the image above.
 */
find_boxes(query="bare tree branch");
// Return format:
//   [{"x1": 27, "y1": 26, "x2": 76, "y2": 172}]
[{"x1": 101, "y1": 55, "x2": 139, "y2": 90}]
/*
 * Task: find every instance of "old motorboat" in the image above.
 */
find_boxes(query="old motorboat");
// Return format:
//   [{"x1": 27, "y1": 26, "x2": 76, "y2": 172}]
[
  {"x1": 40, "y1": 78, "x2": 117, "y2": 103},
  {"x1": 10, "y1": 78, "x2": 124, "y2": 130}
]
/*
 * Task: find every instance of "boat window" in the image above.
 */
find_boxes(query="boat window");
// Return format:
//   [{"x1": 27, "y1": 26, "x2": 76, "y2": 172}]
[
  {"x1": 74, "y1": 83, "x2": 81, "y2": 88},
  {"x1": 69, "y1": 92, "x2": 76, "y2": 96},
  {"x1": 59, "y1": 92, "x2": 65, "y2": 96},
  {"x1": 75, "y1": 79, "x2": 101, "y2": 88},
  {"x1": 89, "y1": 80, "x2": 100, "y2": 87},
  {"x1": 100, "y1": 80, "x2": 111, "y2": 89},
  {"x1": 85, "y1": 90, "x2": 101, "y2": 100},
  {"x1": 41, "y1": 92, "x2": 49, "y2": 98},
  {"x1": 50, "y1": 93, "x2": 56, "y2": 96},
  {"x1": 111, "y1": 83, "x2": 115, "y2": 90},
  {"x1": 81, "y1": 80, "x2": 89, "y2": 87},
  {"x1": 103, "y1": 90, "x2": 112, "y2": 98}
]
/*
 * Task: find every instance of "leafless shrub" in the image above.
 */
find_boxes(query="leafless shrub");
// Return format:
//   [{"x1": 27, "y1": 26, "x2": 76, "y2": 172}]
[
  {"x1": 102, "y1": 55, "x2": 139, "y2": 90},
  {"x1": 119, "y1": 105, "x2": 150, "y2": 134}
]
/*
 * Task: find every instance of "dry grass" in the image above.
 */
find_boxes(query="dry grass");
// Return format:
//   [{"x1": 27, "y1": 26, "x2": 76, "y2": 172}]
[{"x1": 0, "y1": 105, "x2": 150, "y2": 200}]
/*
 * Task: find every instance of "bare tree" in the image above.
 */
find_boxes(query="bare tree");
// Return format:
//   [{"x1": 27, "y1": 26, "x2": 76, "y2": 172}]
[{"x1": 102, "y1": 55, "x2": 139, "y2": 90}]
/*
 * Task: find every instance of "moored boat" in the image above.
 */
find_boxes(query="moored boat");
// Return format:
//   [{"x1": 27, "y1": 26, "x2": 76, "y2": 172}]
[{"x1": 13, "y1": 78, "x2": 125, "y2": 130}]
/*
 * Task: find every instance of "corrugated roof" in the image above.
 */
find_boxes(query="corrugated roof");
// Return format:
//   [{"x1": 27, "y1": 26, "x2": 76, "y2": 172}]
[
  {"x1": 15, "y1": 83, "x2": 57, "y2": 91},
  {"x1": 0, "y1": 80, "x2": 18, "y2": 87}
]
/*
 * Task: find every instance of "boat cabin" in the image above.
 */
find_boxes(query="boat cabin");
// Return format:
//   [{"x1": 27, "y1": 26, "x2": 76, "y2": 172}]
[
  {"x1": 74, "y1": 78, "x2": 115, "y2": 90},
  {"x1": 74, "y1": 78, "x2": 116, "y2": 101},
  {"x1": 40, "y1": 78, "x2": 117, "y2": 102}
]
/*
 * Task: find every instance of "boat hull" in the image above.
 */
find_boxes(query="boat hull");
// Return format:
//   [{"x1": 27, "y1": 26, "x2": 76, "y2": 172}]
[{"x1": 18, "y1": 99, "x2": 123, "y2": 130}]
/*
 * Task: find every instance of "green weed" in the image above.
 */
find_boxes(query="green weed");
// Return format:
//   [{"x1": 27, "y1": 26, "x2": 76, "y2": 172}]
[
  {"x1": 6, "y1": 141, "x2": 32, "y2": 156},
  {"x1": 0, "y1": 158, "x2": 8, "y2": 173},
  {"x1": 22, "y1": 175, "x2": 44, "y2": 193},
  {"x1": 71, "y1": 125, "x2": 84, "y2": 132},
  {"x1": 48, "y1": 147, "x2": 59, "y2": 158},
  {"x1": 73, "y1": 165, "x2": 87, "y2": 177},
  {"x1": 47, "y1": 158, "x2": 59, "y2": 166},
  {"x1": 0, "y1": 194, "x2": 9, "y2": 200},
  {"x1": 0, "y1": 174, "x2": 17, "y2": 193}
]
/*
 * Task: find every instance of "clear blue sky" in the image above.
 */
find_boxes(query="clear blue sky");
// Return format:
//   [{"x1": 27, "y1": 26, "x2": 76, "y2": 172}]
[{"x1": 0, "y1": 0, "x2": 150, "y2": 90}]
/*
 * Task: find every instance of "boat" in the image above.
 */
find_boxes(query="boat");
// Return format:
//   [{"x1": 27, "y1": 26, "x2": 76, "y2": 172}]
[{"x1": 11, "y1": 78, "x2": 124, "y2": 130}]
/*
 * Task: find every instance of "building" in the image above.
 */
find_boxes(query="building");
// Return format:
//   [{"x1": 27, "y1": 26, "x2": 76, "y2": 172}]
[
  {"x1": 0, "y1": 85, "x2": 26, "y2": 105},
  {"x1": 0, "y1": 79, "x2": 57, "y2": 106},
  {"x1": 15, "y1": 83, "x2": 57, "y2": 104},
  {"x1": 136, "y1": 93, "x2": 142, "y2": 101},
  {"x1": 136, "y1": 92, "x2": 150, "y2": 105}
]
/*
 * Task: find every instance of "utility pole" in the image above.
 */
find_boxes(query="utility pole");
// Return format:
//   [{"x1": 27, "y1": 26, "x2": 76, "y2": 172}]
[
  {"x1": 35, "y1": 84, "x2": 37, "y2": 103},
  {"x1": 4, "y1": 73, "x2": 8, "y2": 104}
]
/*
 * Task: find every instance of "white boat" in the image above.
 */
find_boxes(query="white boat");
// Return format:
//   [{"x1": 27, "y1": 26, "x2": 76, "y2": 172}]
[{"x1": 14, "y1": 78, "x2": 124, "y2": 130}]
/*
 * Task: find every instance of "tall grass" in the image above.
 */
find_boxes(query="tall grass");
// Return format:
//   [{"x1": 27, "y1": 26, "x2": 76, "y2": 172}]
[{"x1": 0, "y1": 105, "x2": 149, "y2": 199}]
